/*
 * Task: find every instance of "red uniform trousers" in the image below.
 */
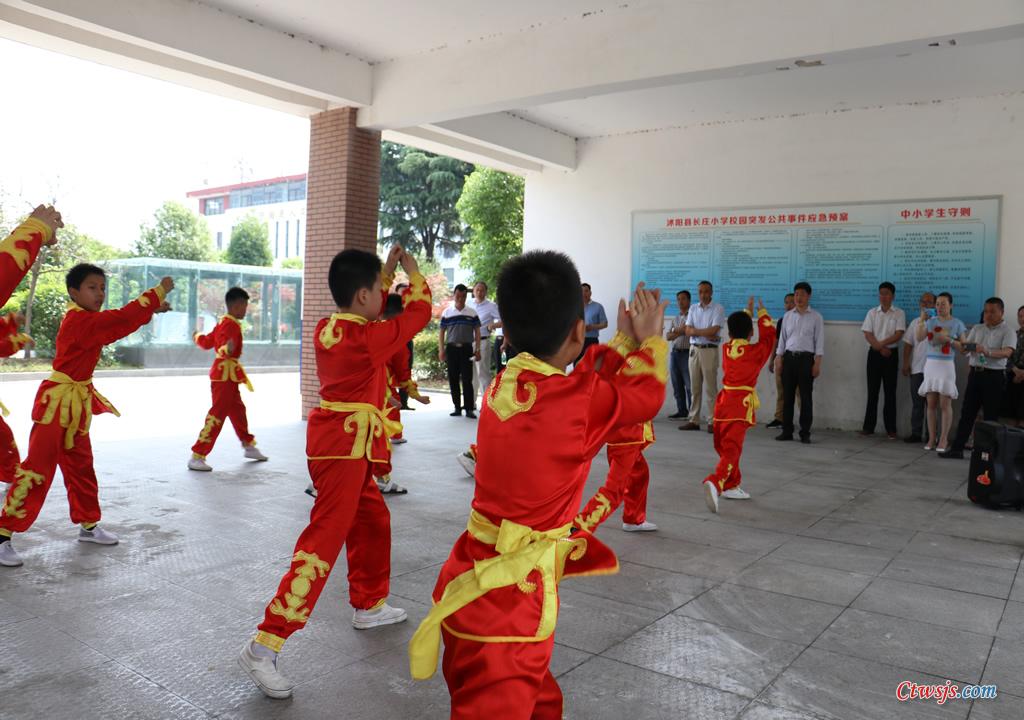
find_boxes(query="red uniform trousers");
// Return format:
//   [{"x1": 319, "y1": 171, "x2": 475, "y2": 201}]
[
  {"x1": 442, "y1": 629, "x2": 562, "y2": 720},
  {"x1": 0, "y1": 420, "x2": 101, "y2": 534},
  {"x1": 577, "y1": 443, "x2": 650, "y2": 530},
  {"x1": 0, "y1": 417, "x2": 19, "y2": 484},
  {"x1": 191, "y1": 382, "x2": 254, "y2": 457},
  {"x1": 256, "y1": 457, "x2": 391, "y2": 649},
  {"x1": 704, "y1": 420, "x2": 749, "y2": 492}
]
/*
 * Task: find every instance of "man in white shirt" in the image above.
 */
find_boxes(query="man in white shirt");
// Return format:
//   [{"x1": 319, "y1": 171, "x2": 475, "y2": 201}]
[
  {"x1": 679, "y1": 281, "x2": 725, "y2": 433},
  {"x1": 901, "y1": 291, "x2": 936, "y2": 443},
  {"x1": 666, "y1": 290, "x2": 692, "y2": 419},
  {"x1": 439, "y1": 284, "x2": 481, "y2": 418},
  {"x1": 775, "y1": 282, "x2": 824, "y2": 443},
  {"x1": 860, "y1": 282, "x2": 906, "y2": 439},
  {"x1": 469, "y1": 281, "x2": 501, "y2": 403}
]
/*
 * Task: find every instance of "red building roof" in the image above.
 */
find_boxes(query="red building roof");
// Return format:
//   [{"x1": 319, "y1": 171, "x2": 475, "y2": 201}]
[{"x1": 186, "y1": 173, "x2": 307, "y2": 198}]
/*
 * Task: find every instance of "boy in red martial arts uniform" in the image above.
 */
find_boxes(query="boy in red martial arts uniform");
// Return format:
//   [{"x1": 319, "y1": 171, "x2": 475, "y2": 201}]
[
  {"x1": 0, "y1": 205, "x2": 64, "y2": 485},
  {"x1": 187, "y1": 286, "x2": 267, "y2": 471},
  {"x1": 0, "y1": 263, "x2": 173, "y2": 567},
  {"x1": 703, "y1": 297, "x2": 775, "y2": 514},
  {"x1": 239, "y1": 245, "x2": 431, "y2": 699},
  {"x1": 408, "y1": 251, "x2": 668, "y2": 720}
]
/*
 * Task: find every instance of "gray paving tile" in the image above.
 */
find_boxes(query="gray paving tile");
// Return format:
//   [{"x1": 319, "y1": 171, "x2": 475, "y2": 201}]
[
  {"x1": 767, "y1": 535, "x2": 896, "y2": 575},
  {"x1": 569, "y1": 560, "x2": 713, "y2": 612},
  {"x1": 881, "y1": 551, "x2": 1016, "y2": 599},
  {"x1": 762, "y1": 647, "x2": 969, "y2": 720},
  {"x1": 675, "y1": 582, "x2": 844, "y2": 645},
  {"x1": 799, "y1": 517, "x2": 915, "y2": 550},
  {"x1": 921, "y1": 501, "x2": 1024, "y2": 546},
  {"x1": 603, "y1": 614, "x2": 803, "y2": 698},
  {"x1": 0, "y1": 661, "x2": 210, "y2": 719},
  {"x1": 0, "y1": 617, "x2": 110, "y2": 690},
  {"x1": 756, "y1": 482, "x2": 861, "y2": 515},
  {"x1": 996, "y1": 600, "x2": 1024, "y2": 642},
  {"x1": 852, "y1": 578, "x2": 1004, "y2": 636},
  {"x1": 557, "y1": 656, "x2": 750, "y2": 720},
  {"x1": 739, "y1": 703, "x2": 832, "y2": 720},
  {"x1": 828, "y1": 489, "x2": 948, "y2": 530},
  {"x1": 706, "y1": 502, "x2": 822, "y2": 534},
  {"x1": 813, "y1": 608, "x2": 991, "y2": 683},
  {"x1": 553, "y1": 587, "x2": 664, "y2": 655},
  {"x1": 966, "y1": 691, "x2": 1024, "y2": 719},
  {"x1": 651, "y1": 514, "x2": 791, "y2": 554},
  {"x1": 904, "y1": 532, "x2": 1023, "y2": 570},
  {"x1": 620, "y1": 535, "x2": 761, "y2": 581},
  {"x1": 730, "y1": 558, "x2": 874, "y2": 606},
  {"x1": 981, "y1": 638, "x2": 1024, "y2": 699},
  {"x1": 551, "y1": 642, "x2": 594, "y2": 678},
  {"x1": 1010, "y1": 569, "x2": 1024, "y2": 603}
]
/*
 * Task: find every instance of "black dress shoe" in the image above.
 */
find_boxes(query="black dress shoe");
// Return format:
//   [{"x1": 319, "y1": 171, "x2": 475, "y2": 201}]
[
  {"x1": 465, "y1": 411, "x2": 477, "y2": 419},
  {"x1": 668, "y1": 413, "x2": 685, "y2": 420},
  {"x1": 449, "y1": 410, "x2": 462, "y2": 417},
  {"x1": 903, "y1": 435, "x2": 922, "y2": 444},
  {"x1": 766, "y1": 419, "x2": 782, "y2": 429},
  {"x1": 775, "y1": 433, "x2": 794, "y2": 442},
  {"x1": 800, "y1": 436, "x2": 811, "y2": 444},
  {"x1": 938, "y1": 449, "x2": 964, "y2": 459}
]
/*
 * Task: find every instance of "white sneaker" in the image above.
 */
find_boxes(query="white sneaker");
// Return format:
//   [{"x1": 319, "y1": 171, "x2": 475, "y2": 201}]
[
  {"x1": 352, "y1": 602, "x2": 407, "y2": 630},
  {"x1": 188, "y1": 456, "x2": 212, "y2": 472},
  {"x1": 79, "y1": 526, "x2": 119, "y2": 545},
  {"x1": 376, "y1": 476, "x2": 408, "y2": 495},
  {"x1": 304, "y1": 483, "x2": 317, "y2": 499},
  {"x1": 704, "y1": 482, "x2": 719, "y2": 514},
  {"x1": 721, "y1": 487, "x2": 751, "y2": 500},
  {"x1": 391, "y1": 437, "x2": 408, "y2": 445},
  {"x1": 244, "y1": 445, "x2": 268, "y2": 461},
  {"x1": 456, "y1": 451, "x2": 476, "y2": 478},
  {"x1": 0, "y1": 540, "x2": 23, "y2": 567},
  {"x1": 238, "y1": 640, "x2": 294, "y2": 699},
  {"x1": 622, "y1": 521, "x2": 658, "y2": 532}
]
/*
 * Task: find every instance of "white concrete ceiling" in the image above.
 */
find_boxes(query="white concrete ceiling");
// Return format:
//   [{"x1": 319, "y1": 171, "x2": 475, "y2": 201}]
[{"x1": 2, "y1": 0, "x2": 1023, "y2": 171}]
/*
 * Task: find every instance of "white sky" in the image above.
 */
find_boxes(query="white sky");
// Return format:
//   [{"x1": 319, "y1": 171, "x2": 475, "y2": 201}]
[{"x1": 0, "y1": 38, "x2": 309, "y2": 249}]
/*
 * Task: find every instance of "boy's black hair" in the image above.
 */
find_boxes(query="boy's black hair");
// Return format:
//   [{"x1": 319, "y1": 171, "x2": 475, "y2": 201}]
[
  {"x1": 879, "y1": 281, "x2": 896, "y2": 294},
  {"x1": 985, "y1": 297, "x2": 1004, "y2": 311},
  {"x1": 784, "y1": 293, "x2": 795, "y2": 300},
  {"x1": 384, "y1": 293, "x2": 404, "y2": 318},
  {"x1": 328, "y1": 249, "x2": 382, "y2": 308},
  {"x1": 727, "y1": 310, "x2": 753, "y2": 340},
  {"x1": 794, "y1": 281, "x2": 813, "y2": 295},
  {"x1": 66, "y1": 263, "x2": 105, "y2": 290},
  {"x1": 677, "y1": 290, "x2": 691, "y2": 299},
  {"x1": 698, "y1": 280, "x2": 713, "y2": 291},
  {"x1": 225, "y1": 287, "x2": 250, "y2": 306},
  {"x1": 453, "y1": 283, "x2": 468, "y2": 294},
  {"x1": 938, "y1": 291, "x2": 954, "y2": 304},
  {"x1": 497, "y1": 250, "x2": 583, "y2": 358}
]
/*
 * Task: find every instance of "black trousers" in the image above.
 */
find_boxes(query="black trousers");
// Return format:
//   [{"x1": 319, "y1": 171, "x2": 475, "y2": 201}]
[
  {"x1": 782, "y1": 351, "x2": 815, "y2": 438},
  {"x1": 446, "y1": 343, "x2": 475, "y2": 411},
  {"x1": 950, "y1": 368, "x2": 1005, "y2": 451},
  {"x1": 863, "y1": 348, "x2": 899, "y2": 433},
  {"x1": 399, "y1": 339, "x2": 413, "y2": 408}
]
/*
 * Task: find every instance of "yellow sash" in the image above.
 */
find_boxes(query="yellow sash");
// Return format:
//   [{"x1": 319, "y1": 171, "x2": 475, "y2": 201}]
[
  {"x1": 0, "y1": 399, "x2": 8, "y2": 417},
  {"x1": 215, "y1": 353, "x2": 254, "y2": 392},
  {"x1": 39, "y1": 372, "x2": 120, "y2": 449},
  {"x1": 408, "y1": 511, "x2": 587, "y2": 680},
  {"x1": 723, "y1": 384, "x2": 759, "y2": 424},
  {"x1": 311, "y1": 400, "x2": 402, "y2": 461}
]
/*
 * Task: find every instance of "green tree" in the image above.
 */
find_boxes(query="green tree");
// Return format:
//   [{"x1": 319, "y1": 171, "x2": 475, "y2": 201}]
[
  {"x1": 135, "y1": 201, "x2": 214, "y2": 261},
  {"x1": 280, "y1": 257, "x2": 303, "y2": 270},
  {"x1": 226, "y1": 215, "x2": 273, "y2": 266},
  {"x1": 456, "y1": 167, "x2": 525, "y2": 291},
  {"x1": 378, "y1": 141, "x2": 473, "y2": 262}
]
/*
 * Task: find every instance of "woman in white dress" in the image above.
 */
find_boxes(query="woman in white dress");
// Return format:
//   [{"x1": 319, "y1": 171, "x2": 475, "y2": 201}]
[{"x1": 917, "y1": 292, "x2": 967, "y2": 451}]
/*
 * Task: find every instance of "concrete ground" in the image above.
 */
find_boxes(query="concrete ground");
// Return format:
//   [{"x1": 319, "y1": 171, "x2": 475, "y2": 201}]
[{"x1": 0, "y1": 372, "x2": 1022, "y2": 719}]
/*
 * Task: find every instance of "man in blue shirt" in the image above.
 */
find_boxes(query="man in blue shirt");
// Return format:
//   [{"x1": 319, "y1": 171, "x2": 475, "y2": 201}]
[{"x1": 575, "y1": 282, "x2": 607, "y2": 364}]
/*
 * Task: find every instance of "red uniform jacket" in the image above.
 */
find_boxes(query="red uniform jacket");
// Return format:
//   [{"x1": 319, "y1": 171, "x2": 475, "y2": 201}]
[
  {"x1": 0, "y1": 217, "x2": 51, "y2": 308},
  {"x1": 32, "y1": 285, "x2": 167, "y2": 442},
  {"x1": 195, "y1": 315, "x2": 250, "y2": 389},
  {"x1": 713, "y1": 309, "x2": 776, "y2": 426},
  {"x1": 432, "y1": 333, "x2": 667, "y2": 640},
  {"x1": 0, "y1": 314, "x2": 31, "y2": 358},
  {"x1": 385, "y1": 341, "x2": 423, "y2": 401},
  {"x1": 305, "y1": 273, "x2": 432, "y2": 466}
]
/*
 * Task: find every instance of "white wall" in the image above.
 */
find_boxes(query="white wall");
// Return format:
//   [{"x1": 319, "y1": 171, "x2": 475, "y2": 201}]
[{"x1": 524, "y1": 92, "x2": 1024, "y2": 431}]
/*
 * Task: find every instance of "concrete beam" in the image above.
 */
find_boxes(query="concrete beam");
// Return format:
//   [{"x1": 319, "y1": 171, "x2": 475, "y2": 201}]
[
  {"x1": 383, "y1": 127, "x2": 545, "y2": 175},
  {"x1": 428, "y1": 113, "x2": 576, "y2": 171},
  {"x1": 359, "y1": 0, "x2": 1024, "y2": 129},
  {"x1": 1, "y1": 0, "x2": 371, "y2": 107}
]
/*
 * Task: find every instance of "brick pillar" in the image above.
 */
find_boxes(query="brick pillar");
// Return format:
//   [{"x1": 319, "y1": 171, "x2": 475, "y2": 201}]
[{"x1": 301, "y1": 107, "x2": 381, "y2": 417}]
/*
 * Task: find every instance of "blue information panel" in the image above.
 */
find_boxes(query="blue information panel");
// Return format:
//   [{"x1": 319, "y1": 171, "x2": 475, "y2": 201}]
[{"x1": 631, "y1": 198, "x2": 1000, "y2": 321}]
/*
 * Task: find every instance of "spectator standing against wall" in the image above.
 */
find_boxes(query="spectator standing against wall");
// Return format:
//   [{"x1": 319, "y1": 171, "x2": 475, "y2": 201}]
[
  {"x1": 901, "y1": 292, "x2": 936, "y2": 443},
  {"x1": 1003, "y1": 305, "x2": 1024, "y2": 427},
  {"x1": 439, "y1": 284, "x2": 481, "y2": 418},
  {"x1": 766, "y1": 292, "x2": 796, "y2": 429},
  {"x1": 859, "y1": 282, "x2": 906, "y2": 439},
  {"x1": 666, "y1": 290, "x2": 692, "y2": 420},
  {"x1": 939, "y1": 297, "x2": 1016, "y2": 459},
  {"x1": 574, "y1": 282, "x2": 607, "y2": 364},
  {"x1": 469, "y1": 281, "x2": 501, "y2": 403},
  {"x1": 775, "y1": 282, "x2": 824, "y2": 444},
  {"x1": 679, "y1": 281, "x2": 724, "y2": 434}
]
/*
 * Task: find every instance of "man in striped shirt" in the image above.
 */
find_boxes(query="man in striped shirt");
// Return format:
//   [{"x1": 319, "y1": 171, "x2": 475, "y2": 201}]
[{"x1": 440, "y1": 284, "x2": 482, "y2": 418}]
